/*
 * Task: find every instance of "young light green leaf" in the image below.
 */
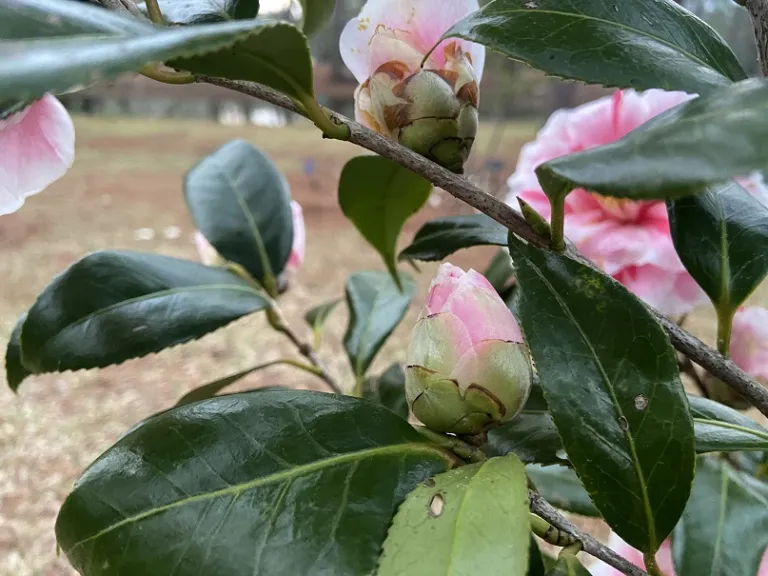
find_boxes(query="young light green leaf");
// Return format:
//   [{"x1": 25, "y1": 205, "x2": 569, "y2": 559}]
[
  {"x1": 56, "y1": 390, "x2": 455, "y2": 575},
  {"x1": 362, "y1": 363, "x2": 408, "y2": 419},
  {"x1": 442, "y1": 0, "x2": 744, "y2": 96},
  {"x1": 19, "y1": 251, "x2": 269, "y2": 374},
  {"x1": 175, "y1": 365, "x2": 286, "y2": 407},
  {"x1": 668, "y1": 181, "x2": 768, "y2": 316},
  {"x1": 339, "y1": 157, "x2": 432, "y2": 288},
  {"x1": 171, "y1": 22, "x2": 315, "y2": 104},
  {"x1": 673, "y1": 458, "x2": 768, "y2": 576},
  {"x1": 689, "y1": 395, "x2": 768, "y2": 453},
  {"x1": 143, "y1": 0, "x2": 260, "y2": 23},
  {"x1": 535, "y1": 78, "x2": 768, "y2": 201},
  {"x1": 526, "y1": 465, "x2": 600, "y2": 518},
  {"x1": 0, "y1": 19, "x2": 264, "y2": 102},
  {"x1": 508, "y1": 234, "x2": 695, "y2": 552},
  {"x1": 184, "y1": 139, "x2": 294, "y2": 285},
  {"x1": 378, "y1": 455, "x2": 530, "y2": 576},
  {"x1": 298, "y1": 0, "x2": 335, "y2": 36},
  {"x1": 344, "y1": 271, "x2": 415, "y2": 378},
  {"x1": 305, "y1": 298, "x2": 342, "y2": 348},
  {"x1": 399, "y1": 214, "x2": 507, "y2": 262},
  {"x1": 5, "y1": 314, "x2": 30, "y2": 392}
]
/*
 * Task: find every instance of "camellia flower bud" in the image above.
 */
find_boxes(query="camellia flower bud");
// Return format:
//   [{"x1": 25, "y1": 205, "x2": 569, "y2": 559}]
[
  {"x1": 406, "y1": 263, "x2": 532, "y2": 434},
  {"x1": 340, "y1": 0, "x2": 485, "y2": 173}
]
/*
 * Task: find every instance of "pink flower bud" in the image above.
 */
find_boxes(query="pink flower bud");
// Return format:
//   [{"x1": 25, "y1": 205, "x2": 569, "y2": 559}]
[
  {"x1": 340, "y1": 0, "x2": 485, "y2": 173},
  {"x1": 0, "y1": 94, "x2": 75, "y2": 215},
  {"x1": 286, "y1": 200, "x2": 305, "y2": 273},
  {"x1": 405, "y1": 263, "x2": 532, "y2": 433},
  {"x1": 194, "y1": 231, "x2": 226, "y2": 267}
]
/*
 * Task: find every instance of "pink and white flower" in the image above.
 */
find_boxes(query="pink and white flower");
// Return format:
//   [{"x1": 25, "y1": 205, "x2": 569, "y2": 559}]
[
  {"x1": 405, "y1": 263, "x2": 532, "y2": 434},
  {"x1": 731, "y1": 306, "x2": 768, "y2": 382},
  {"x1": 0, "y1": 95, "x2": 75, "y2": 215},
  {"x1": 506, "y1": 89, "x2": 768, "y2": 316},
  {"x1": 339, "y1": 0, "x2": 485, "y2": 172}
]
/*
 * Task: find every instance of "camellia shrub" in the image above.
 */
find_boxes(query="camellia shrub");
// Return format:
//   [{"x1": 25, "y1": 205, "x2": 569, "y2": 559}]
[{"x1": 4, "y1": 0, "x2": 768, "y2": 574}]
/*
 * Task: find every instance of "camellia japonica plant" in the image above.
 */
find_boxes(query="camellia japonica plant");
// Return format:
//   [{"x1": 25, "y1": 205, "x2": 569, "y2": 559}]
[{"x1": 5, "y1": 0, "x2": 768, "y2": 574}]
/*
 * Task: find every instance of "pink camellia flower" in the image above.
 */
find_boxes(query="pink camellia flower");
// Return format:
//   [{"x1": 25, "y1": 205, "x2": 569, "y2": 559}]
[
  {"x1": 193, "y1": 200, "x2": 305, "y2": 273},
  {"x1": 286, "y1": 200, "x2": 305, "y2": 273},
  {"x1": 506, "y1": 89, "x2": 768, "y2": 317},
  {"x1": 731, "y1": 306, "x2": 768, "y2": 382},
  {"x1": 405, "y1": 262, "x2": 532, "y2": 433},
  {"x1": 0, "y1": 95, "x2": 75, "y2": 215},
  {"x1": 590, "y1": 532, "x2": 768, "y2": 575},
  {"x1": 339, "y1": 0, "x2": 485, "y2": 173}
]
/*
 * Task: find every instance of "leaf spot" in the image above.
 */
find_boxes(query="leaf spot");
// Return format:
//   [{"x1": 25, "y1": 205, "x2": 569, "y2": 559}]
[
  {"x1": 428, "y1": 493, "x2": 445, "y2": 517},
  {"x1": 423, "y1": 478, "x2": 436, "y2": 488},
  {"x1": 618, "y1": 416, "x2": 629, "y2": 431},
  {"x1": 634, "y1": 394, "x2": 648, "y2": 411},
  {"x1": 524, "y1": 1, "x2": 537, "y2": 8}
]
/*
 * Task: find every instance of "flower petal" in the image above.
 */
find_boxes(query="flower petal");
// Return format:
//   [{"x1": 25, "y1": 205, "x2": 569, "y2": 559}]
[
  {"x1": 588, "y1": 533, "x2": 674, "y2": 576},
  {"x1": 615, "y1": 264, "x2": 706, "y2": 316},
  {"x1": 424, "y1": 262, "x2": 465, "y2": 315},
  {"x1": 731, "y1": 306, "x2": 768, "y2": 382},
  {"x1": 286, "y1": 200, "x2": 305, "y2": 272},
  {"x1": 407, "y1": 311, "x2": 473, "y2": 375},
  {"x1": 0, "y1": 94, "x2": 75, "y2": 215}
]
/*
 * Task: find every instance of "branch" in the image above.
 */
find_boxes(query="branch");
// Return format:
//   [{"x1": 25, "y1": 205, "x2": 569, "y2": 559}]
[
  {"x1": 745, "y1": 0, "x2": 768, "y2": 76},
  {"x1": 197, "y1": 76, "x2": 768, "y2": 418},
  {"x1": 529, "y1": 491, "x2": 649, "y2": 576}
]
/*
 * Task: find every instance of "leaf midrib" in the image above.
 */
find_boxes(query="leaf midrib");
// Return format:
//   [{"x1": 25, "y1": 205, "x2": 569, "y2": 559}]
[
  {"x1": 457, "y1": 7, "x2": 730, "y2": 77},
  {"x1": 519, "y1": 251, "x2": 657, "y2": 547},
  {"x1": 64, "y1": 441, "x2": 450, "y2": 555},
  {"x1": 694, "y1": 418, "x2": 768, "y2": 443}
]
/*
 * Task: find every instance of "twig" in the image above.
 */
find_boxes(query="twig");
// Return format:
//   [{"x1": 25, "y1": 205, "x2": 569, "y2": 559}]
[
  {"x1": 678, "y1": 354, "x2": 709, "y2": 398},
  {"x1": 196, "y1": 76, "x2": 768, "y2": 418},
  {"x1": 528, "y1": 491, "x2": 649, "y2": 576},
  {"x1": 745, "y1": 0, "x2": 768, "y2": 76}
]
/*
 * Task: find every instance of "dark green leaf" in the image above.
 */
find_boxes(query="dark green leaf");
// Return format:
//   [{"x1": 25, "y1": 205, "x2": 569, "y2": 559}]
[
  {"x1": 175, "y1": 365, "x2": 286, "y2": 407},
  {"x1": 363, "y1": 363, "x2": 408, "y2": 419},
  {"x1": 56, "y1": 389, "x2": 455, "y2": 575},
  {"x1": 378, "y1": 456, "x2": 530, "y2": 575},
  {"x1": 673, "y1": 458, "x2": 768, "y2": 576},
  {"x1": 528, "y1": 536, "x2": 548, "y2": 576},
  {"x1": 443, "y1": 0, "x2": 744, "y2": 95},
  {"x1": 399, "y1": 214, "x2": 506, "y2": 262},
  {"x1": 487, "y1": 409, "x2": 563, "y2": 465},
  {"x1": 172, "y1": 22, "x2": 315, "y2": 104},
  {"x1": 0, "y1": 20, "x2": 266, "y2": 101},
  {"x1": 536, "y1": 78, "x2": 768, "y2": 201},
  {"x1": 344, "y1": 271, "x2": 415, "y2": 378},
  {"x1": 339, "y1": 157, "x2": 432, "y2": 288},
  {"x1": 184, "y1": 139, "x2": 293, "y2": 284},
  {"x1": 483, "y1": 248, "x2": 515, "y2": 295},
  {"x1": 20, "y1": 250, "x2": 268, "y2": 374},
  {"x1": 0, "y1": 0, "x2": 150, "y2": 38},
  {"x1": 147, "y1": 0, "x2": 260, "y2": 23},
  {"x1": 668, "y1": 181, "x2": 768, "y2": 314},
  {"x1": 689, "y1": 395, "x2": 768, "y2": 453},
  {"x1": 508, "y1": 234, "x2": 695, "y2": 552},
  {"x1": 546, "y1": 554, "x2": 592, "y2": 576},
  {"x1": 299, "y1": 0, "x2": 335, "y2": 36},
  {"x1": 5, "y1": 314, "x2": 31, "y2": 392},
  {"x1": 526, "y1": 465, "x2": 600, "y2": 518}
]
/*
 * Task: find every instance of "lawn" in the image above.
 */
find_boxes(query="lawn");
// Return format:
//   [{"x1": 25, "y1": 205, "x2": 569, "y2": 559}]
[{"x1": 0, "y1": 114, "x2": 763, "y2": 575}]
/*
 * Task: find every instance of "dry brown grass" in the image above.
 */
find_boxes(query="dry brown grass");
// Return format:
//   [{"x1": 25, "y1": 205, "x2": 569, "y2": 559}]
[{"x1": 1, "y1": 115, "x2": 766, "y2": 575}]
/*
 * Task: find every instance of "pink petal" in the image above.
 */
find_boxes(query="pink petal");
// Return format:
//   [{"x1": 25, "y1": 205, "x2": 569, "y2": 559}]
[
  {"x1": 194, "y1": 231, "x2": 222, "y2": 267},
  {"x1": 589, "y1": 533, "x2": 675, "y2": 576},
  {"x1": 286, "y1": 200, "x2": 305, "y2": 273},
  {"x1": 615, "y1": 264, "x2": 706, "y2": 316},
  {"x1": 424, "y1": 262, "x2": 465, "y2": 315},
  {"x1": 407, "y1": 311, "x2": 474, "y2": 375},
  {"x1": 731, "y1": 307, "x2": 768, "y2": 382},
  {"x1": 611, "y1": 89, "x2": 694, "y2": 137},
  {"x1": 0, "y1": 94, "x2": 75, "y2": 215}
]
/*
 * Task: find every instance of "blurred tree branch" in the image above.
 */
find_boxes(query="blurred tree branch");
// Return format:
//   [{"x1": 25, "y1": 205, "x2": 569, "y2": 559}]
[{"x1": 745, "y1": 0, "x2": 768, "y2": 75}]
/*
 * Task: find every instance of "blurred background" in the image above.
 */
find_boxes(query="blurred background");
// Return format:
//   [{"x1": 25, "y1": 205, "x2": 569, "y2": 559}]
[{"x1": 0, "y1": 0, "x2": 761, "y2": 573}]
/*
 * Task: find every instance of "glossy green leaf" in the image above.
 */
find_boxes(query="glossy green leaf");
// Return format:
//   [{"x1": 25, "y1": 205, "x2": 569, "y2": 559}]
[
  {"x1": 175, "y1": 365, "x2": 286, "y2": 407},
  {"x1": 0, "y1": 19, "x2": 265, "y2": 102},
  {"x1": 673, "y1": 458, "x2": 768, "y2": 576},
  {"x1": 146, "y1": 0, "x2": 260, "y2": 23},
  {"x1": 689, "y1": 395, "x2": 768, "y2": 453},
  {"x1": 0, "y1": 0, "x2": 150, "y2": 38},
  {"x1": 483, "y1": 248, "x2": 516, "y2": 295},
  {"x1": 299, "y1": 0, "x2": 335, "y2": 36},
  {"x1": 443, "y1": 0, "x2": 744, "y2": 95},
  {"x1": 487, "y1": 409, "x2": 562, "y2": 465},
  {"x1": 340, "y1": 157, "x2": 432, "y2": 288},
  {"x1": 547, "y1": 554, "x2": 592, "y2": 576},
  {"x1": 184, "y1": 139, "x2": 293, "y2": 285},
  {"x1": 19, "y1": 250, "x2": 268, "y2": 374},
  {"x1": 344, "y1": 271, "x2": 415, "y2": 378},
  {"x1": 508, "y1": 234, "x2": 695, "y2": 552},
  {"x1": 525, "y1": 465, "x2": 600, "y2": 518},
  {"x1": 399, "y1": 214, "x2": 506, "y2": 262},
  {"x1": 378, "y1": 455, "x2": 530, "y2": 576},
  {"x1": 536, "y1": 79, "x2": 768, "y2": 201},
  {"x1": 171, "y1": 22, "x2": 315, "y2": 104},
  {"x1": 363, "y1": 363, "x2": 408, "y2": 419},
  {"x1": 668, "y1": 181, "x2": 768, "y2": 315},
  {"x1": 305, "y1": 298, "x2": 342, "y2": 348},
  {"x1": 56, "y1": 389, "x2": 454, "y2": 575},
  {"x1": 5, "y1": 314, "x2": 30, "y2": 392}
]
